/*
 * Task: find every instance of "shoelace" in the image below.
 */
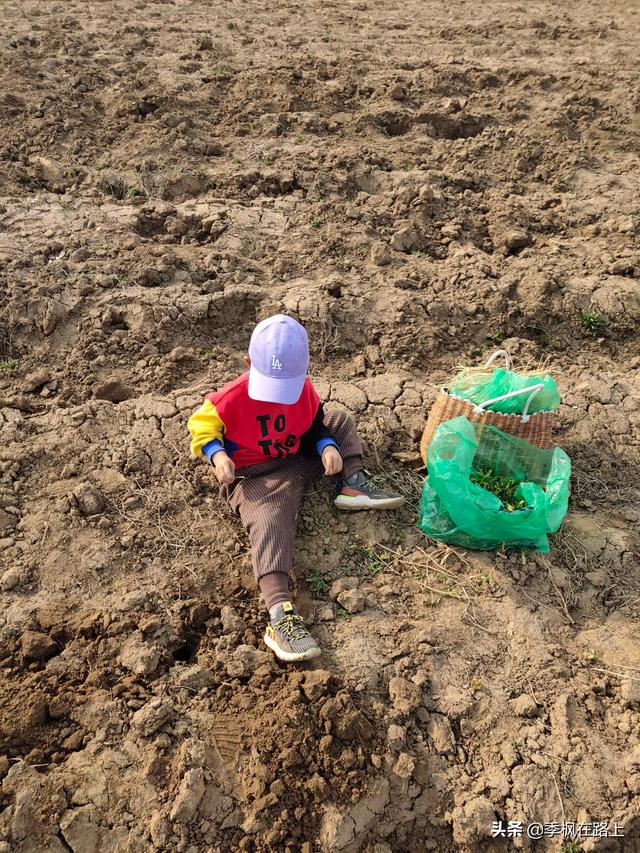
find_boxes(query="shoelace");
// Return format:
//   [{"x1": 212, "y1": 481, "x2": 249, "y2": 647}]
[{"x1": 273, "y1": 613, "x2": 308, "y2": 641}]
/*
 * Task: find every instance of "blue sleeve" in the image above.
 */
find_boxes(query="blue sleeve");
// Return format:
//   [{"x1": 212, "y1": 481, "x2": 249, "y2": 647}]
[
  {"x1": 202, "y1": 439, "x2": 225, "y2": 461},
  {"x1": 316, "y1": 436, "x2": 339, "y2": 455}
]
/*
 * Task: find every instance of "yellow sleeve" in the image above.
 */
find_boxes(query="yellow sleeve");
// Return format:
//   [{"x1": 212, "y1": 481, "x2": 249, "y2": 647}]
[{"x1": 187, "y1": 399, "x2": 225, "y2": 456}]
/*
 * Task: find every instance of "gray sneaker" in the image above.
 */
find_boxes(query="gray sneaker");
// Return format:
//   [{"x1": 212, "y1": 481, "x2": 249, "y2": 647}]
[
  {"x1": 263, "y1": 601, "x2": 321, "y2": 662},
  {"x1": 334, "y1": 471, "x2": 404, "y2": 511}
]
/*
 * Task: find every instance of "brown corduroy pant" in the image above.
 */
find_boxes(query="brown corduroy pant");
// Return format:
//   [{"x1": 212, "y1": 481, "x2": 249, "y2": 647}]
[{"x1": 223, "y1": 410, "x2": 363, "y2": 590}]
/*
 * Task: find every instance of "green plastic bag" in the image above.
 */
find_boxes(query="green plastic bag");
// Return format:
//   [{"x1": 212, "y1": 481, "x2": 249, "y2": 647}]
[
  {"x1": 449, "y1": 367, "x2": 561, "y2": 414},
  {"x1": 418, "y1": 416, "x2": 571, "y2": 552}
]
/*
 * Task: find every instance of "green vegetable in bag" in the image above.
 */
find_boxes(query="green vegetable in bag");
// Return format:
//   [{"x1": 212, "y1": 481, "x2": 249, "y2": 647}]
[
  {"x1": 449, "y1": 367, "x2": 561, "y2": 414},
  {"x1": 470, "y1": 469, "x2": 526, "y2": 512},
  {"x1": 418, "y1": 416, "x2": 571, "y2": 552}
]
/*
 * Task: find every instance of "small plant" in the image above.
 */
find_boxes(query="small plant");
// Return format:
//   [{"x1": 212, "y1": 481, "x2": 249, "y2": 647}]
[
  {"x1": 470, "y1": 468, "x2": 526, "y2": 512},
  {"x1": 580, "y1": 310, "x2": 604, "y2": 337},
  {"x1": 336, "y1": 606, "x2": 352, "y2": 619},
  {"x1": 312, "y1": 217, "x2": 325, "y2": 228},
  {"x1": 308, "y1": 567, "x2": 328, "y2": 596},
  {"x1": 354, "y1": 123, "x2": 365, "y2": 135},
  {"x1": 341, "y1": 541, "x2": 395, "y2": 577},
  {"x1": 275, "y1": 121, "x2": 285, "y2": 136},
  {"x1": 583, "y1": 647, "x2": 600, "y2": 664},
  {"x1": 487, "y1": 328, "x2": 505, "y2": 345},
  {"x1": 1, "y1": 359, "x2": 16, "y2": 371},
  {"x1": 214, "y1": 65, "x2": 234, "y2": 79},
  {"x1": 561, "y1": 839, "x2": 584, "y2": 853},
  {"x1": 539, "y1": 329, "x2": 553, "y2": 349}
]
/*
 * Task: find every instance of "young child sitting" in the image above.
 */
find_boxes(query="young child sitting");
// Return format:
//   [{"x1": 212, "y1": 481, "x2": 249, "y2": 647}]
[{"x1": 188, "y1": 314, "x2": 403, "y2": 662}]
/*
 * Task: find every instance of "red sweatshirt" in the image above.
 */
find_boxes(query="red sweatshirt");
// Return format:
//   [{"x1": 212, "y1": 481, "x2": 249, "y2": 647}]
[{"x1": 187, "y1": 373, "x2": 338, "y2": 468}]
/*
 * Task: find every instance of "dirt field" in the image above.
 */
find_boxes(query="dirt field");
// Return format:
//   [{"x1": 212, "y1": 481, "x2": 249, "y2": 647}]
[{"x1": 1, "y1": 0, "x2": 640, "y2": 850}]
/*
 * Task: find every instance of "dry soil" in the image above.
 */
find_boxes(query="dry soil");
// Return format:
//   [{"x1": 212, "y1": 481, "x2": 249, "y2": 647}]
[{"x1": 1, "y1": 0, "x2": 640, "y2": 851}]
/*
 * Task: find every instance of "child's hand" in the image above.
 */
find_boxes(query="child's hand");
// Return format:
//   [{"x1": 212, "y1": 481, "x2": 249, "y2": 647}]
[
  {"x1": 322, "y1": 445, "x2": 343, "y2": 476},
  {"x1": 212, "y1": 451, "x2": 235, "y2": 485}
]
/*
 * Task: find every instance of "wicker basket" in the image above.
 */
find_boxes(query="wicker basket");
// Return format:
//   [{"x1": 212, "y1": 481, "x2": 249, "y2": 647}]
[{"x1": 420, "y1": 351, "x2": 556, "y2": 461}]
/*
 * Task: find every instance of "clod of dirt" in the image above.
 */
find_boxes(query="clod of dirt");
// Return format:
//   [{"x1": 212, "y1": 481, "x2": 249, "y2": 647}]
[
  {"x1": 450, "y1": 796, "x2": 497, "y2": 845},
  {"x1": 131, "y1": 697, "x2": 173, "y2": 736},
  {"x1": 625, "y1": 746, "x2": 640, "y2": 775},
  {"x1": 149, "y1": 811, "x2": 172, "y2": 846},
  {"x1": 72, "y1": 483, "x2": 105, "y2": 517},
  {"x1": 390, "y1": 225, "x2": 423, "y2": 253},
  {"x1": 331, "y1": 381, "x2": 368, "y2": 413},
  {"x1": 620, "y1": 679, "x2": 640, "y2": 709},
  {"x1": 491, "y1": 225, "x2": 531, "y2": 255},
  {"x1": 220, "y1": 605, "x2": 247, "y2": 634},
  {"x1": 387, "y1": 723, "x2": 406, "y2": 751},
  {"x1": 300, "y1": 670, "x2": 333, "y2": 701},
  {"x1": 337, "y1": 588, "x2": 366, "y2": 614},
  {"x1": 371, "y1": 241, "x2": 392, "y2": 266},
  {"x1": 118, "y1": 632, "x2": 161, "y2": 676},
  {"x1": 171, "y1": 664, "x2": 215, "y2": 691},
  {"x1": 62, "y1": 729, "x2": 84, "y2": 751},
  {"x1": 223, "y1": 644, "x2": 270, "y2": 678},
  {"x1": 170, "y1": 767, "x2": 206, "y2": 822},
  {"x1": 317, "y1": 603, "x2": 336, "y2": 622},
  {"x1": 306, "y1": 771, "x2": 329, "y2": 801},
  {"x1": 60, "y1": 806, "x2": 128, "y2": 852},
  {"x1": 388, "y1": 677, "x2": 421, "y2": 715},
  {"x1": 20, "y1": 630, "x2": 59, "y2": 661},
  {"x1": 0, "y1": 510, "x2": 16, "y2": 533},
  {"x1": 359, "y1": 374, "x2": 403, "y2": 405},
  {"x1": 426, "y1": 713, "x2": 456, "y2": 754},
  {"x1": 22, "y1": 368, "x2": 52, "y2": 393},
  {"x1": 320, "y1": 692, "x2": 374, "y2": 740},
  {"x1": 329, "y1": 577, "x2": 359, "y2": 601},
  {"x1": 392, "y1": 751, "x2": 415, "y2": 779},
  {"x1": 187, "y1": 602, "x2": 210, "y2": 627},
  {"x1": 511, "y1": 693, "x2": 539, "y2": 717},
  {"x1": 0, "y1": 567, "x2": 23, "y2": 591}
]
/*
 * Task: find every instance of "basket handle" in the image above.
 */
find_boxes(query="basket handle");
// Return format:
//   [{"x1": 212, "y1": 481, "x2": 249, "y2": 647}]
[
  {"x1": 474, "y1": 383, "x2": 544, "y2": 422},
  {"x1": 484, "y1": 349, "x2": 512, "y2": 369}
]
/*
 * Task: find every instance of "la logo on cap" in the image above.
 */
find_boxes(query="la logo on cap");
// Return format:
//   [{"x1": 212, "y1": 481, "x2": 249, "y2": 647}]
[{"x1": 271, "y1": 355, "x2": 283, "y2": 370}]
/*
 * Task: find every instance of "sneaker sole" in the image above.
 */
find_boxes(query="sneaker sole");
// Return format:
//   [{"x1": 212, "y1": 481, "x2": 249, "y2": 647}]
[
  {"x1": 263, "y1": 633, "x2": 322, "y2": 663},
  {"x1": 333, "y1": 494, "x2": 405, "y2": 511}
]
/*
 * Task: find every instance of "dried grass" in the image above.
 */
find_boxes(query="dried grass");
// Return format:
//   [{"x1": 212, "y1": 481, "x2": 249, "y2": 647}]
[
  {"x1": 111, "y1": 451, "x2": 246, "y2": 583},
  {"x1": 369, "y1": 540, "x2": 497, "y2": 633}
]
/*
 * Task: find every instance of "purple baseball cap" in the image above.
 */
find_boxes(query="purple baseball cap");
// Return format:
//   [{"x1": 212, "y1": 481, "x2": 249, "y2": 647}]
[{"x1": 247, "y1": 314, "x2": 310, "y2": 404}]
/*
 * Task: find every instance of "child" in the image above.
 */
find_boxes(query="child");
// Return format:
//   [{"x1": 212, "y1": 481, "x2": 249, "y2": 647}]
[{"x1": 188, "y1": 314, "x2": 403, "y2": 662}]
